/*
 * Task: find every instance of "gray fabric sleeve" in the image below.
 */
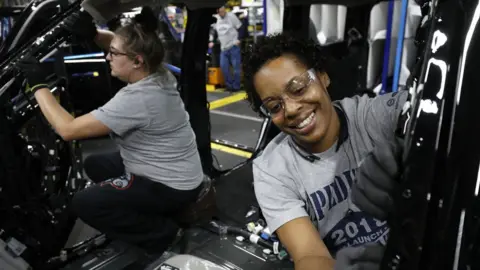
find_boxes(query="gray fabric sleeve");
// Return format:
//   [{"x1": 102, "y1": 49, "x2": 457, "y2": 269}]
[
  {"x1": 253, "y1": 162, "x2": 308, "y2": 233},
  {"x1": 359, "y1": 91, "x2": 408, "y2": 145},
  {"x1": 91, "y1": 89, "x2": 149, "y2": 137},
  {"x1": 230, "y1": 13, "x2": 242, "y2": 29}
]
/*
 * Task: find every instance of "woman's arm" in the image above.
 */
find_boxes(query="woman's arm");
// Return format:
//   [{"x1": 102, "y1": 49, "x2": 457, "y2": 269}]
[
  {"x1": 33, "y1": 88, "x2": 111, "y2": 141},
  {"x1": 253, "y1": 165, "x2": 335, "y2": 270},
  {"x1": 63, "y1": 11, "x2": 113, "y2": 51},
  {"x1": 276, "y1": 217, "x2": 335, "y2": 270},
  {"x1": 94, "y1": 29, "x2": 115, "y2": 51},
  {"x1": 18, "y1": 58, "x2": 111, "y2": 141}
]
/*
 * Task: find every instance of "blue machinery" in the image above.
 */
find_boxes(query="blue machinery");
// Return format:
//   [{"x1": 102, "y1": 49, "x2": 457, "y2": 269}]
[
  {"x1": 392, "y1": 0, "x2": 409, "y2": 92},
  {"x1": 160, "y1": 7, "x2": 183, "y2": 42},
  {"x1": 381, "y1": 0, "x2": 409, "y2": 94},
  {"x1": 380, "y1": 0, "x2": 395, "y2": 94}
]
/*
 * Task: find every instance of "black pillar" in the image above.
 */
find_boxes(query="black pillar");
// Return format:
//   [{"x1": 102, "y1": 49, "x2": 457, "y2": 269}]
[
  {"x1": 282, "y1": 5, "x2": 311, "y2": 39},
  {"x1": 179, "y1": 8, "x2": 217, "y2": 177}
]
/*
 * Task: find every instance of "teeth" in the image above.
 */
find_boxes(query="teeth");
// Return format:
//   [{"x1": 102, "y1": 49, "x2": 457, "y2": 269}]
[{"x1": 297, "y1": 112, "x2": 314, "y2": 129}]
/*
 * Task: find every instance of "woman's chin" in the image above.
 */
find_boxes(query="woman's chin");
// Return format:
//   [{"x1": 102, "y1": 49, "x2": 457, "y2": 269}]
[
  {"x1": 293, "y1": 127, "x2": 329, "y2": 151},
  {"x1": 110, "y1": 72, "x2": 125, "y2": 82}
]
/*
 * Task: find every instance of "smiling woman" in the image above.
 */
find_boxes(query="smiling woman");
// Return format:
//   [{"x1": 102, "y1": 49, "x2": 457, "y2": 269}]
[
  {"x1": 242, "y1": 32, "x2": 409, "y2": 270},
  {"x1": 254, "y1": 62, "x2": 338, "y2": 153},
  {"x1": 243, "y1": 34, "x2": 338, "y2": 154}
]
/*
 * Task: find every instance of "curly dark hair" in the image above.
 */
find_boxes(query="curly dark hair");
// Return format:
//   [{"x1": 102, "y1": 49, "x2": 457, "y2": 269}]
[{"x1": 242, "y1": 33, "x2": 329, "y2": 114}]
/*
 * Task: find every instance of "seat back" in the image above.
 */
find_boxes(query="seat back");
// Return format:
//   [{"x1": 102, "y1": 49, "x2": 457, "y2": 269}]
[
  {"x1": 252, "y1": 117, "x2": 281, "y2": 159},
  {"x1": 173, "y1": 175, "x2": 216, "y2": 227}
]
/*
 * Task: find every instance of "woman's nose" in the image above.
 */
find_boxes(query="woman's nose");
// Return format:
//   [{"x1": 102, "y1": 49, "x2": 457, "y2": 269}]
[{"x1": 283, "y1": 97, "x2": 302, "y2": 119}]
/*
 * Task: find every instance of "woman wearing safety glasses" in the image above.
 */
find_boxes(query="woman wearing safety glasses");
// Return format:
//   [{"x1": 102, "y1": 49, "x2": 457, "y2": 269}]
[
  {"x1": 17, "y1": 8, "x2": 203, "y2": 268},
  {"x1": 243, "y1": 33, "x2": 407, "y2": 269}
]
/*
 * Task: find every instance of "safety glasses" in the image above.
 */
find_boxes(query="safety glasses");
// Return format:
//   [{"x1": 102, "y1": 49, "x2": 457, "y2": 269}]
[
  {"x1": 259, "y1": 68, "x2": 317, "y2": 117},
  {"x1": 107, "y1": 47, "x2": 130, "y2": 58}
]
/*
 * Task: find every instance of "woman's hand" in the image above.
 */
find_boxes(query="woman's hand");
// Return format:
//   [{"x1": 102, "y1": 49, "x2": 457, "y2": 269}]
[
  {"x1": 63, "y1": 10, "x2": 98, "y2": 42},
  {"x1": 351, "y1": 140, "x2": 402, "y2": 220},
  {"x1": 18, "y1": 57, "x2": 50, "y2": 93},
  {"x1": 334, "y1": 243, "x2": 384, "y2": 270},
  {"x1": 17, "y1": 58, "x2": 111, "y2": 142}
]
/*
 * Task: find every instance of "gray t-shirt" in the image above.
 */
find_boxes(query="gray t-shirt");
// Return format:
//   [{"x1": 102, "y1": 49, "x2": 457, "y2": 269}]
[
  {"x1": 212, "y1": 12, "x2": 242, "y2": 51},
  {"x1": 253, "y1": 91, "x2": 408, "y2": 255},
  {"x1": 91, "y1": 70, "x2": 203, "y2": 190}
]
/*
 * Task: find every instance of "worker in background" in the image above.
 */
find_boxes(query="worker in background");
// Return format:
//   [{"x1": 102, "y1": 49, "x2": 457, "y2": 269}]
[
  {"x1": 209, "y1": 6, "x2": 243, "y2": 92},
  {"x1": 243, "y1": 33, "x2": 404, "y2": 269},
  {"x1": 18, "y1": 8, "x2": 203, "y2": 268}
]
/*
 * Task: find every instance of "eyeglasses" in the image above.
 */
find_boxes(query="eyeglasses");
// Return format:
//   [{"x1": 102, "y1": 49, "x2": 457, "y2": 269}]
[
  {"x1": 259, "y1": 68, "x2": 317, "y2": 117},
  {"x1": 107, "y1": 48, "x2": 129, "y2": 58}
]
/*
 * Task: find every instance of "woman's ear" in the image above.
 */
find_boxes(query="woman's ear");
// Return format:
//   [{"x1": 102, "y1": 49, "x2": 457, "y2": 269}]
[
  {"x1": 317, "y1": 71, "x2": 330, "y2": 88},
  {"x1": 133, "y1": 55, "x2": 145, "y2": 68}
]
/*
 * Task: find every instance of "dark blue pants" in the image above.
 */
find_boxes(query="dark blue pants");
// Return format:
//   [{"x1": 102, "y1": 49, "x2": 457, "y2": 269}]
[
  {"x1": 72, "y1": 151, "x2": 201, "y2": 254},
  {"x1": 220, "y1": 45, "x2": 241, "y2": 90}
]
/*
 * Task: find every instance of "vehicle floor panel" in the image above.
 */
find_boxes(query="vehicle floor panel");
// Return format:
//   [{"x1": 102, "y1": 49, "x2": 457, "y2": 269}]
[
  {"x1": 210, "y1": 113, "x2": 262, "y2": 150},
  {"x1": 213, "y1": 100, "x2": 262, "y2": 120},
  {"x1": 207, "y1": 91, "x2": 231, "y2": 103},
  {"x1": 212, "y1": 149, "x2": 247, "y2": 171},
  {"x1": 214, "y1": 162, "x2": 259, "y2": 226}
]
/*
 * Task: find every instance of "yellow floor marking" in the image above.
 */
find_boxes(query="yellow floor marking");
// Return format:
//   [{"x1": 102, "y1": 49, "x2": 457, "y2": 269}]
[
  {"x1": 206, "y1": 85, "x2": 219, "y2": 92},
  {"x1": 209, "y1": 91, "x2": 247, "y2": 110},
  {"x1": 211, "y1": 142, "x2": 252, "y2": 158},
  {"x1": 206, "y1": 84, "x2": 226, "y2": 92},
  {"x1": 208, "y1": 90, "x2": 250, "y2": 158},
  {"x1": 206, "y1": 88, "x2": 225, "y2": 92}
]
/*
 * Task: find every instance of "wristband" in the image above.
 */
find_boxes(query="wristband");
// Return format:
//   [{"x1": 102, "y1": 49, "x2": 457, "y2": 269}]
[{"x1": 29, "y1": 83, "x2": 49, "y2": 94}]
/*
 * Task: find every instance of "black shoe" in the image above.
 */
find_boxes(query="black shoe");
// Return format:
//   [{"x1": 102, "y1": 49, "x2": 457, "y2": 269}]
[
  {"x1": 124, "y1": 229, "x2": 184, "y2": 269},
  {"x1": 167, "y1": 228, "x2": 186, "y2": 253}
]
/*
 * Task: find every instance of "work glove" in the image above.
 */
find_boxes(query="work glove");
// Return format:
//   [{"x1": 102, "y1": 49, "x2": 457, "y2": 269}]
[
  {"x1": 17, "y1": 57, "x2": 49, "y2": 93},
  {"x1": 62, "y1": 11, "x2": 98, "y2": 42},
  {"x1": 351, "y1": 139, "x2": 402, "y2": 220},
  {"x1": 334, "y1": 243, "x2": 385, "y2": 270}
]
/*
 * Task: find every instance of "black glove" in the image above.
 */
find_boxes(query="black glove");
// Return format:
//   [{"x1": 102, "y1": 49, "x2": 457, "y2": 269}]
[
  {"x1": 334, "y1": 243, "x2": 385, "y2": 270},
  {"x1": 17, "y1": 57, "x2": 49, "y2": 93},
  {"x1": 63, "y1": 11, "x2": 97, "y2": 41},
  {"x1": 351, "y1": 140, "x2": 402, "y2": 220}
]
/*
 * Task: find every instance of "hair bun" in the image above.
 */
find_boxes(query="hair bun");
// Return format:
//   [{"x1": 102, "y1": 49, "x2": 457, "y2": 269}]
[{"x1": 133, "y1": 6, "x2": 158, "y2": 33}]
